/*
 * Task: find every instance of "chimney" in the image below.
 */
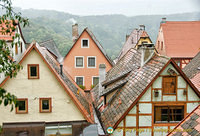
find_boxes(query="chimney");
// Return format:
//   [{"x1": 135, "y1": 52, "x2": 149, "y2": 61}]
[
  {"x1": 126, "y1": 34, "x2": 130, "y2": 41},
  {"x1": 139, "y1": 24, "x2": 145, "y2": 30},
  {"x1": 99, "y1": 64, "x2": 106, "y2": 96},
  {"x1": 60, "y1": 64, "x2": 63, "y2": 76},
  {"x1": 72, "y1": 23, "x2": 79, "y2": 43},
  {"x1": 140, "y1": 43, "x2": 155, "y2": 67},
  {"x1": 161, "y1": 17, "x2": 166, "y2": 23}
]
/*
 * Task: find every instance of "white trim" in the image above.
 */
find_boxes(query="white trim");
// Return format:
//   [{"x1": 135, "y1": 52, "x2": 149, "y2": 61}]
[
  {"x1": 92, "y1": 76, "x2": 99, "y2": 85},
  {"x1": 75, "y1": 76, "x2": 84, "y2": 86},
  {"x1": 87, "y1": 56, "x2": 96, "y2": 68},
  {"x1": 81, "y1": 38, "x2": 89, "y2": 48},
  {"x1": 75, "y1": 56, "x2": 84, "y2": 68}
]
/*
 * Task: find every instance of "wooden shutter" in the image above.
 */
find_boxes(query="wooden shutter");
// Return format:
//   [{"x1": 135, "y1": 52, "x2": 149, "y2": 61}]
[{"x1": 163, "y1": 76, "x2": 176, "y2": 94}]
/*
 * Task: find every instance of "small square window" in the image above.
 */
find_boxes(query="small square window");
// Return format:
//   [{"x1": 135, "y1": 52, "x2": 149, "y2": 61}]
[
  {"x1": 16, "y1": 99, "x2": 28, "y2": 114},
  {"x1": 76, "y1": 77, "x2": 84, "y2": 86},
  {"x1": 81, "y1": 39, "x2": 89, "y2": 48},
  {"x1": 28, "y1": 64, "x2": 39, "y2": 79},
  {"x1": 162, "y1": 76, "x2": 176, "y2": 95},
  {"x1": 92, "y1": 77, "x2": 99, "y2": 86},
  {"x1": 88, "y1": 57, "x2": 96, "y2": 68},
  {"x1": 75, "y1": 57, "x2": 84, "y2": 68},
  {"x1": 40, "y1": 98, "x2": 52, "y2": 113}
]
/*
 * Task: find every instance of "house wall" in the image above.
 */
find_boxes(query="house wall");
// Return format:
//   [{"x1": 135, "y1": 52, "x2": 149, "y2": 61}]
[
  {"x1": 112, "y1": 64, "x2": 200, "y2": 136},
  {"x1": 0, "y1": 49, "x2": 85, "y2": 125},
  {"x1": 63, "y1": 31, "x2": 112, "y2": 90},
  {"x1": 155, "y1": 27, "x2": 166, "y2": 56}
]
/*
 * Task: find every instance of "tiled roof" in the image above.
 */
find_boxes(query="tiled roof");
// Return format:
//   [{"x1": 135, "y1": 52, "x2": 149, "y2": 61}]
[
  {"x1": 92, "y1": 48, "x2": 170, "y2": 131},
  {"x1": 117, "y1": 29, "x2": 149, "y2": 61},
  {"x1": 167, "y1": 104, "x2": 200, "y2": 136},
  {"x1": 161, "y1": 21, "x2": 200, "y2": 58},
  {"x1": 39, "y1": 39, "x2": 62, "y2": 61},
  {"x1": 183, "y1": 51, "x2": 200, "y2": 91},
  {"x1": 64, "y1": 28, "x2": 114, "y2": 66}
]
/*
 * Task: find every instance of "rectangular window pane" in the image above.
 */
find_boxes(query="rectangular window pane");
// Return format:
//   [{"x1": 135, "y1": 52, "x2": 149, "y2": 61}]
[
  {"x1": 76, "y1": 77, "x2": 83, "y2": 86},
  {"x1": 76, "y1": 57, "x2": 83, "y2": 67},
  {"x1": 88, "y1": 57, "x2": 95, "y2": 67},
  {"x1": 30, "y1": 66, "x2": 37, "y2": 77},
  {"x1": 82, "y1": 40, "x2": 88, "y2": 47},
  {"x1": 42, "y1": 100, "x2": 49, "y2": 110},
  {"x1": 163, "y1": 76, "x2": 176, "y2": 94},
  {"x1": 18, "y1": 101, "x2": 26, "y2": 111},
  {"x1": 93, "y1": 77, "x2": 99, "y2": 86}
]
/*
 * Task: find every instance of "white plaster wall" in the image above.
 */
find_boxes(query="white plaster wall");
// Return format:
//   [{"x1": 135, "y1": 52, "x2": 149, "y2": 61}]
[
  {"x1": 152, "y1": 90, "x2": 162, "y2": 101},
  {"x1": 138, "y1": 129, "x2": 152, "y2": 136},
  {"x1": 139, "y1": 116, "x2": 151, "y2": 126},
  {"x1": 126, "y1": 116, "x2": 136, "y2": 127},
  {"x1": 160, "y1": 64, "x2": 178, "y2": 76},
  {"x1": 153, "y1": 126, "x2": 168, "y2": 136},
  {"x1": 0, "y1": 50, "x2": 85, "y2": 125},
  {"x1": 177, "y1": 89, "x2": 186, "y2": 101},
  {"x1": 139, "y1": 87, "x2": 151, "y2": 102},
  {"x1": 178, "y1": 76, "x2": 186, "y2": 88},
  {"x1": 128, "y1": 105, "x2": 136, "y2": 114},
  {"x1": 118, "y1": 120, "x2": 123, "y2": 127},
  {"x1": 153, "y1": 76, "x2": 162, "y2": 88},
  {"x1": 188, "y1": 86, "x2": 199, "y2": 101},
  {"x1": 125, "y1": 129, "x2": 136, "y2": 136},
  {"x1": 187, "y1": 102, "x2": 200, "y2": 113},
  {"x1": 139, "y1": 103, "x2": 152, "y2": 114},
  {"x1": 112, "y1": 128, "x2": 123, "y2": 136},
  {"x1": 163, "y1": 96, "x2": 176, "y2": 101}
]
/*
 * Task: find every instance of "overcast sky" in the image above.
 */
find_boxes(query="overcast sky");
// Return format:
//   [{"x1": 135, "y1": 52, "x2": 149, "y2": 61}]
[{"x1": 12, "y1": 0, "x2": 200, "y2": 16}]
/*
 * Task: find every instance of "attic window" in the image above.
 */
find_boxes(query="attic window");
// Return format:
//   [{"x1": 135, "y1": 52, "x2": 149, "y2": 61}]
[
  {"x1": 28, "y1": 64, "x2": 39, "y2": 79},
  {"x1": 39, "y1": 98, "x2": 52, "y2": 113},
  {"x1": 88, "y1": 57, "x2": 96, "y2": 68},
  {"x1": 81, "y1": 39, "x2": 89, "y2": 48},
  {"x1": 20, "y1": 42, "x2": 23, "y2": 53},
  {"x1": 15, "y1": 43, "x2": 18, "y2": 55},
  {"x1": 75, "y1": 56, "x2": 84, "y2": 68},
  {"x1": 162, "y1": 76, "x2": 176, "y2": 95},
  {"x1": 16, "y1": 98, "x2": 28, "y2": 114}
]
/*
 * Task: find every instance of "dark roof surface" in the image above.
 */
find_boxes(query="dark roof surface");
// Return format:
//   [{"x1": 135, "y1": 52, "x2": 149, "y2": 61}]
[
  {"x1": 183, "y1": 52, "x2": 200, "y2": 91},
  {"x1": 168, "y1": 104, "x2": 200, "y2": 136},
  {"x1": 92, "y1": 48, "x2": 170, "y2": 131},
  {"x1": 39, "y1": 39, "x2": 62, "y2": 61}
]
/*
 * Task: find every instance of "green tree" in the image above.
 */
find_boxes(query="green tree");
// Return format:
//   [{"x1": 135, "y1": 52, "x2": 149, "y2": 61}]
[{"x1": 0, "y1": 0, "x2": 29, "y2": 113}]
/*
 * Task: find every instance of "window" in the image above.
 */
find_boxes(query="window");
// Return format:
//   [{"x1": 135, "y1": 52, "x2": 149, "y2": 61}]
[
  {"x1": 75, "y1": 57, "x2": 84, "y2": 68},
  {"x1": 28, "y1": 64, "x2": 39, "y2": 79},
  {"x1": 39, "y1": 98, "x2": 52, "y2": 113},
  {"x1": 75, "y1": 76, "x2": 84, "y2": 86},
  {"x1": 15, "y1": 43, "x2": 18, "y2": 55},
  {"x1": 161, "y1": 41, "x2": 163, "y2": 50},
  {"x1": 20, "y1": 42, "x2": 23, "y2": 53},
  {"x1": 81, "y1": 39, "x2": 89, "y2": 48},
  {"x1": 16, "y1": 99, "x2": 28, "y2": 114},
  {"x1": 92, "y1": 76, "x2": 99, "y2": 86},
  {"x1": 87, "y1": 57, "x2": 96, "y2": 68},
  {"x1": 158, "y1": 41, "x2": 160, "y2": 49},
  {"x1": 154, "y1": 106, "x2": 184, "y2": 123},
  {"x1": 162, "y1": 76, "x2": 176, "y2": 94}
]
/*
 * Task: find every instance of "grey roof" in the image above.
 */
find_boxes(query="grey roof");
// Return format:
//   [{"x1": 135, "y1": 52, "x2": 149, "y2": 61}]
[
  {"x1": 64, "y1": 28, "x2": 114, "y2": 66},
  {"x1": 183, "y1": 51, "x2": 200, "y2": 79},
  {"x1": 91, "y1": 48, "x2": 170, "y2": 131},
  {"x1": 39, "y1": 39, "x2": 63, "y2": 61}
]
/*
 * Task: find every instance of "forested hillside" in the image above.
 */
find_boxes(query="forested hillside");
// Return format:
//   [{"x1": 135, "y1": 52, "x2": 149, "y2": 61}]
[{"x1": 13, "y1": 8, "x2": 200, "y2": 59}]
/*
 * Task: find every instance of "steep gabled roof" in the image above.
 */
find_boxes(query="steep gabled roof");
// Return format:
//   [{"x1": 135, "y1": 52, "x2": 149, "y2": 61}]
[
  {"x1": 64, "y1": 28, "x2": 114, "y2": 66},
  {"x1": 92, "y1": 48, "x2": 200, "y2": 132},
  {"x1": 161, "y1": 21, "x2": 200, "y2": 58},
  {"x1": 39, "y1": 39, "x2": 62, "y2": 61},
  {"x1": 167, "y1": 104, "x2": 200, "y2": 136},
  {"x1": 183, "y1": 51, "x2": 200, "y2": 91},
  {"x1": 116, "y1": 29, "x2": 151, "y2": 61},
  {"x1": 0, "y1": 42, "x2": 94, "y2": 123}
]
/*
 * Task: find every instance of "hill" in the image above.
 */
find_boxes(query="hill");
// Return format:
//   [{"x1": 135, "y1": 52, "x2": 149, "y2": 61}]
[{"x1": 12, "y1": 8, "x2": 200, "y2": 59}]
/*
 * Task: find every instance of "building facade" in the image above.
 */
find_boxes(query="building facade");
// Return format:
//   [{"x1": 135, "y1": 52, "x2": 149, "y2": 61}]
[{"x1": 63, "y1": 24, "x2": 113, "y2": 91}]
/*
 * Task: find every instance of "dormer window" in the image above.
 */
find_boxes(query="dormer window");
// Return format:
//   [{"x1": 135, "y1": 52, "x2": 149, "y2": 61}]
[
  {"x1": 28, "y1": 64, "x2": 39, "y2": 79},
  {"x1": 81, "y1": 39, "x2": 89, "y2": 48}
]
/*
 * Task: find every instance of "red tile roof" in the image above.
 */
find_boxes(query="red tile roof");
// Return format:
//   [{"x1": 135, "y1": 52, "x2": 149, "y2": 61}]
[
  {"x1": 161, "y1": 21, "x2": 200, "y2": 58},
  {"x1": 167, "y1": 104, "x2": 200, "y2": 136},
  {"x1": 191, "y1": 73, "x2": 200, "y2": 91}
]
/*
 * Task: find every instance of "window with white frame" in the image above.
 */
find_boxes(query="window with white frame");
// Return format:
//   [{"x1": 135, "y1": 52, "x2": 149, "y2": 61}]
[
  {"x1": 75, "y1": 57, "x2": 84, "y2": 68},
  {"x1": 81, "y1": 39, "x2": 89, "y2": 48},
  {"x1": 87, "y1": 57, "x2": 96, "y2": 68},
  {"x1": 92, "y1": 76, "x2": 99, "y2": 86},
  {"x1": 75, "y1": 76, "x2": 84, "y2": 86}
]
